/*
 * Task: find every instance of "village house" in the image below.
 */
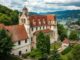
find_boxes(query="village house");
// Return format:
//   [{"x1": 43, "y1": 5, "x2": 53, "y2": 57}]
[
  {"x1": 58, "y1": 38, "x2": 70, "y2": 52},
  {"x1": 0, "y1": 7, "x2": 58, "y2": 56}
]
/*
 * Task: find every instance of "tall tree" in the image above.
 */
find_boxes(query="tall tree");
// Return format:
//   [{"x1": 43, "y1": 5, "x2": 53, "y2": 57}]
[
  {"x1": 69, "y1": 30, "x2": 78, "y2": 40},
  {"x1": 36, "y1": 32, "x2": 50, "y2": 54},
  {"x1": 46, "y1": 35, "x2": 50, "y2": 54},
  {"x1": 10, "y1": 10, "x2": 19, "y2": 25},
  {"x1": 49, "y1": 45, "x2": 61, "y2": 60},
  {"x1": 0, "y1": 29, "x2": 13, "y2": 59},
  {"x1": 57, "y1": 23, "x2": 68, "y2": 41}
]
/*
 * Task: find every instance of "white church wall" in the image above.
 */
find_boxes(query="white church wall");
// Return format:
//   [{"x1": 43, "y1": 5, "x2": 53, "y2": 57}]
[
  {"x1": 12, "y1": 39, "x2": 31, "y2": 55},
  {"x1": 12, "y1": 44, "x2": 31, "y2": 55},
  {"x1": 13, "y1": 39, "x2": 31, "y2": 49}
]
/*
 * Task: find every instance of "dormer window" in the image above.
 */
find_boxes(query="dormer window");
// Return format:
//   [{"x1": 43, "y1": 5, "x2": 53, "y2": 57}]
[
  {"x1": 38, "y1": 19, "x2": 41, "y2": 25},
  {"x1": 43, "y1": 19, "x2": 45, "y2": 24},
  {"x1": 33, "y1": 19, "x2": 36, "y2": 25}
]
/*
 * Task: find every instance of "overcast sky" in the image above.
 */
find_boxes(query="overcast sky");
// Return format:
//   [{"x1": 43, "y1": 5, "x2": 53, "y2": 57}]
[{"x1": 0, "y1": 0, "x2": 80, "y2": 13}]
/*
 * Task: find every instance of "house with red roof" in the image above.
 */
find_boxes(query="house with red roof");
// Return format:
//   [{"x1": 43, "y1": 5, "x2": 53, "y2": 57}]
[
  {"x1": 0, "y1": 7, "x2": 58, "y2": 56},
  {"x1": 58, "y1": 38, "x2": 70, "y2": 52},
  {"x1": 62, "y1": 38, "x2": 70, "y2": 48}
]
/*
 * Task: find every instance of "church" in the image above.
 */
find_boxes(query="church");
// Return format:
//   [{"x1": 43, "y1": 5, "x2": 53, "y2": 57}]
[{"x1": 0, "y1": 7, "x2": 58, "y2": 56}]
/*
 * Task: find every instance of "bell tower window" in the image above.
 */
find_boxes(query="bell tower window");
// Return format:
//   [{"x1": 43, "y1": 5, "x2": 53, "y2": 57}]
[{"x1": 21, "y1": 19, "x2": 26, "y2": 24}]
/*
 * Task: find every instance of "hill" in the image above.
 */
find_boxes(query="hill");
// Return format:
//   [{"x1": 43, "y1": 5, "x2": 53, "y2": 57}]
[
  {"x1": 0, "y1": 4, "x2": 19, "y2": 25},
  {"x1": 39, "y1": 10, "x2": 80, "y2": 20},
  {"x1": 0, "y1": 4, "x2": 80, "y2": 25}
]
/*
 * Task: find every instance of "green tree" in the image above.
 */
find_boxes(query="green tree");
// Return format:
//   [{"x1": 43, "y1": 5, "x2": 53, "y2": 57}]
[
  {"x1": 50, "y1": 46, "x2": 61, "y2": 60},
  {"x1": 0, "y1": 29, "x2": 14, "y2": 59},
  {"x1": 46, "y1": 35, "x2": 50, "y2": 54},
  {"x1": 39, "y1": 53, "x2": 48, "y2": 60},
  {"x1": 36, "y1": 32, "x2": 50, "y2": 54},
  {"x1": 57, "y1": 23, "x2": 68, "y2": 41},
  {"x1": 72, "y1": 45, "x2": 80, "y2": 60},
  {"x1": 69, "y1": 30, "x2": 78, "y2": 40},
  {"x1": 76, "y1": 19, "x2": 80, "y2": 25},
  {"x1": 0, "y1": 13, "x2": 12, "y2": 25},
  {"x1": 10, "y1": 10, "x2": 19, "y2": 25},
  {"x1": 0, "y1": 5, "x2": 19, "y2": 25}
]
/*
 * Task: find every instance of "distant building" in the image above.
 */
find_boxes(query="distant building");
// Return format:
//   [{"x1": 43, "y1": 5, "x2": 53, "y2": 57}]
[
  {"x1": 58, "y1": 38, "x2": 69, "y2": 52},
  {"x1": 0, "y1": 7, "x2": 58, "y2": 56},
  {"x1": 62, "y1": 38, "x2": 70, "y2": 49}
]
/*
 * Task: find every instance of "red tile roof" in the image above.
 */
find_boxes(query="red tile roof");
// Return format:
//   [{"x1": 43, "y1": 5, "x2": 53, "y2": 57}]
[
  {"x1": 33, "y1": 29, "x2": 53, "y2": 35},
  {"x1": 0, "y1": 24, "x2": 28, "y2": 42},
  {"x1": 46, "y1": 15, "x2": 56, "y2": 21},
  {"x1": 29, "y1": 15, "x2": 56, "y2": 27},
  {"x1": 63, "y1": 38, "x2": 69, "y2": 44},
  {"x1": 6, "y1": 25, "x2": 28, "y2": 42}
]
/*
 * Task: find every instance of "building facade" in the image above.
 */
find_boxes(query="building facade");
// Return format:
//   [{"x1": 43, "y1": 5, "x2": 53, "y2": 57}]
[{"x1": 0, "y1": 7, "x2": 58, "y2": 56}]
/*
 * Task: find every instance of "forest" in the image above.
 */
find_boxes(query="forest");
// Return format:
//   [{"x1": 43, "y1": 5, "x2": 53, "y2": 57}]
[{"x1": 0, "y1": 4, "x2": 19, "y2": 25}]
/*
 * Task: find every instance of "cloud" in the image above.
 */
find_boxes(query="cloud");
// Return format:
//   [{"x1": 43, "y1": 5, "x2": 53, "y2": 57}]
[
  {"x1": 24, "y1": 0, "x2": 80, "y2": 12},
  {"x1": 0, "y1": 0, "x2": 80, "y2": 12},
  {"x1": 44, "y1": 0, "x2": 80, "y2": 3}
]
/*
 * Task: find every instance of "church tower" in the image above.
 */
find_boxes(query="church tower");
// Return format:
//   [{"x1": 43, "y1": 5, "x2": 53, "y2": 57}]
[
  {"x1": 19, "y1": 7, "x2": 29, "y2": 25},
  {"x1": 19, "y1": 7, "x2": 30, "y2": 38}
]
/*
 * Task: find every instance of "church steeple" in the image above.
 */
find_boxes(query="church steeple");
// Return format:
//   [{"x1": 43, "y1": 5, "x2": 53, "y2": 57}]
[
  {"x1": 22, "y1": 7, "x2": 28, "y2": 16},
  {"x1": 19, "y1": 7, "x2": 29, "y2": 25}
]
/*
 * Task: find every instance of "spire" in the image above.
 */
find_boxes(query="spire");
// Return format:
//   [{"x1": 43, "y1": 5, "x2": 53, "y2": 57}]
[
  {"x1": 22, "y1": 6, "x2": 28, "y2": 16},
  {"x1": 23, "y1": 6, "x2": 28, "y2": 12}
]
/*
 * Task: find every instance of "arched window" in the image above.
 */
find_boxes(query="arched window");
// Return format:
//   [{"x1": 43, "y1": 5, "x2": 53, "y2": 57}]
[
  {"x1": 19, "y1": 51, "x2": 22, "y2": 56},
  {"x1": 21, "y1": 18, "x2": 25, "y2": 23},
  {"x1": 25, "y1": 39, "x2": 27, "y2": 43}
]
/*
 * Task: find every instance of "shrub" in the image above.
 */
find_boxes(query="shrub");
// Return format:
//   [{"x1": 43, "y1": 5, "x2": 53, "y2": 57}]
[
  {"x1": 61, "y1": 46, "x2": 72, "y2": 55},
  {"x1": 22, "y1": 53, "x2": 30, "y2": 58},
  {"x1": 29, "y1": 49, "x2": 42, "y2": 59},
  {"x1": 3, "y1": 54, "x2": 22, "y2": 60}
]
